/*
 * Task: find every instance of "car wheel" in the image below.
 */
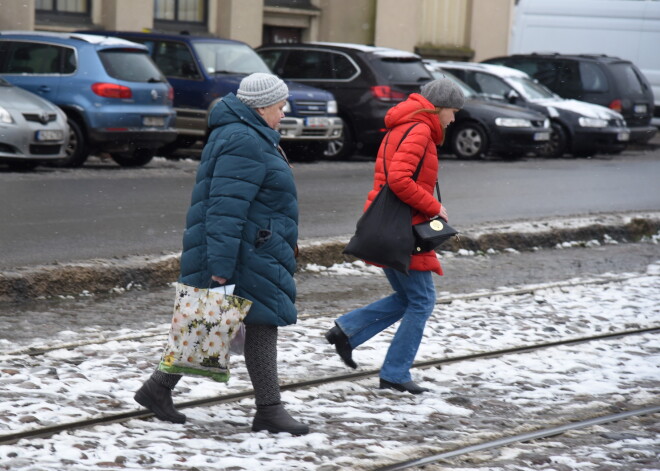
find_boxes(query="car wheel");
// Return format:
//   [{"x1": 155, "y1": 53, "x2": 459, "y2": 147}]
[
  {"x1": 451, "y1": 122, "x2": 488, "y2": 159},
  {"x1": 50, "y1": 118, "x2": 89, "y2": 168},
  {"x1": 324, "y1": 121, "x2": 355, "y2": 160},
  {"x1": 540, "y1": 122, "x2": 568, "y2": 157},
  {"x1": 111, "y1": 148, "x2": 155, "y2": 167}
]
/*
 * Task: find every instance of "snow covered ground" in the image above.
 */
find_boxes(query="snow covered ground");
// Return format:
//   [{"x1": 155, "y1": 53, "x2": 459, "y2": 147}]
[{"x1": 0, "y1": 261, "x2": 658, "y2": 470}]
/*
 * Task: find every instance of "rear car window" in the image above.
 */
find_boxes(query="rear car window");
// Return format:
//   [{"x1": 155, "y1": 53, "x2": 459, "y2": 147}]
[
  {"x1": 578, "y1": 62, "x2": 608, "y2": 92},
  {"x1": 98, "y1": 49, "x2": 164, "y2": 82},
  {"x1": 374, "y1": 57, "x2": 430, "y2": 82},
  {"x1": 608, "y1": 62, "x2": 645, "y2": 94}
]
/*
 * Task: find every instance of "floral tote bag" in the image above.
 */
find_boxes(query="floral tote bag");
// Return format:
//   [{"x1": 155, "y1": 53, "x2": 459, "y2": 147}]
[{"x1": 158, "y1": 283, "x2": 252, "y2": 382}]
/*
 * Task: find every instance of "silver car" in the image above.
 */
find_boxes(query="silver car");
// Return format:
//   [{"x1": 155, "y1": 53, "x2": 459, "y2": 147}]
[{"x1": 0, "y1": 76, "x2": 69, "y2": 170}]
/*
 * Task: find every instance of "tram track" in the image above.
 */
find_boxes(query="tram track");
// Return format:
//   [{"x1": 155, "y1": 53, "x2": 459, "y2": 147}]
[
  {"x1": 374, "y1": 404, "x2": 660, "y2": 470},
  {"x1": 1, "y1": 326, "x2": 656, "y2": 446},
  {"x1": 4, "y1": 272, "x2": 649, "y2": 357}
]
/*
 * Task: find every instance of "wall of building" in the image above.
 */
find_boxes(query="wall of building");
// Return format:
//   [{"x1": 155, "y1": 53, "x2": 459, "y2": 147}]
[
  {"x1": 468, "y1": 0, "x2": 514, "y2": 62},
  {"x1": 0, "y1": 0, "x2": 35, "y2": 30},
  {"x1": 316, "y1": 0, "x2": 375, "y2": 45},
  {"x1": 374, "y1": 0, "x2": 421, "y2": 51},
  {"x1": 213, "y1": 0, "x2": 264, "y2": 46},
  {"x1": 0, "y1": 0, "x2": 514, "y2": 62},
  {"x1": 98, "y1": 0, "x2": 154, "y2": 32}
]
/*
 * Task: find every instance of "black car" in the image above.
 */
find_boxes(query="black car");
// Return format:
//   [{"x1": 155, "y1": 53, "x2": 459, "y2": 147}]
[
  {"x1": 257, "y1": 42, "x2": 433, "y2": 159},
  {"x1": 482, "y1": 53, "x2": 657, "y2": 144},
  {"x1": 423, "y1": 66, "x2": 551, "y2": 159},
  {"x1": 433, "y1": 62, "x2": 631, "y2": 157}
]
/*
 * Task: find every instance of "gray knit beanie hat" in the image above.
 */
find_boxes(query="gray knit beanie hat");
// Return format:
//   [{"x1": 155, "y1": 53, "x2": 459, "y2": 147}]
[
  {"x1": 420, "y1": 78, "x2": 465, "y2": 109},
  {"x1": 236, "y1": 72, "x2": 289, "y2": 108}
]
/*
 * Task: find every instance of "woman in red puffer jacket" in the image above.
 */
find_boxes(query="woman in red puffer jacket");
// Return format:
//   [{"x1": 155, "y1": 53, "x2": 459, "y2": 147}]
[{"x1": 326, "y1": 78, "x2": 465, "y2": 395}]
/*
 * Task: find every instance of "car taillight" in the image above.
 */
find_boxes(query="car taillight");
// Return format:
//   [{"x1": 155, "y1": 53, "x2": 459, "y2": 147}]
[
  {"x1": 168, "y1": 86, "x2": 174, "y2": 101},
  {"x1": 608, "y1": 99, "x2": 622, "y2": 112},
  {"x1": 91, "y1": 83, "x2": 132, "y2": 99},
  {"x1": 371, "y1": 85, "x2": 407, "y2": 102}
]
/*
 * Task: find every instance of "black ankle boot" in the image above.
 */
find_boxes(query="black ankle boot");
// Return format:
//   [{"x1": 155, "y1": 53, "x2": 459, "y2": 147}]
[
  {"x1": 325, "y1": 325, "x2": 357, "y2": 369},
  {"x1": 252, "y1": 403, "x2": 309, "y2": 435},
  {"x1": 379, "y1": 378, "x2": 430, "y2": 395},
  {"x1": 134, "y1": 378, "x2": 186, "y2": 424}
]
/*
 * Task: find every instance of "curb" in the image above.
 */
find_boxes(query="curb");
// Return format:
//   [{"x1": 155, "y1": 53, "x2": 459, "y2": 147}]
[{"x1": 1, "y1": 212, "x2": 658, "y2": 302}]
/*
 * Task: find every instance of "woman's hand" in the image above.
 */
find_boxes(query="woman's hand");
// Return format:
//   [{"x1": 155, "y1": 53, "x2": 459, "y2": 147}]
[
  {"x1": 212, "y1": 275, "x2": 227, "y2": 285},
  {"x1": 437, "y1": 206, "x2": 448, "y2": 222}
]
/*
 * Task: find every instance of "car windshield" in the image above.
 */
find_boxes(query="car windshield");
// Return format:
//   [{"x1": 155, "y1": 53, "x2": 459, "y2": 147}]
[
  {"x1": 429, "y1": 69, "x2": 477, "y2": 98},
  {"x1": 98, "y1": 49, "x2": 165, "y2": 82},
  {"x1": 508, "y1": 76, "x2": 557, "y2": 101},
  {"x1": 193, "y1": 42, "x2": 270, "y2": 75}
]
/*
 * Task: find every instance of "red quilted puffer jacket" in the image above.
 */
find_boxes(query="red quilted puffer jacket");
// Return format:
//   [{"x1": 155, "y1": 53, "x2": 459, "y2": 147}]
[{"x1": 363, "y1": 93, "x2": 445, "y2": 275}]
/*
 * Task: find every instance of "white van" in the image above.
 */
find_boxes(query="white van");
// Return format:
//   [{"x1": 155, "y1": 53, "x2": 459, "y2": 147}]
[{"x1": 509, "y1": 0, "x2": 660, "y2": 126}]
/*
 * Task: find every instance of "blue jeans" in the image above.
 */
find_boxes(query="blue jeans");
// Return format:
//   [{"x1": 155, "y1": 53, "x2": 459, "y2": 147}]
[{"x1": 335, "y1": 268, "x2": 436, "y2": 384}]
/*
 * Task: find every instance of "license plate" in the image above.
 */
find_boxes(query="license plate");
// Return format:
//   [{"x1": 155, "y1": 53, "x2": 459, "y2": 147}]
[
  {"x1": 305, "y1": 117, "x2": 329, "y2": 128},
  {"x1": 534, "y1": 132, "x2": 550, "y2": 141},
  {"x1": 617, "y1": 132, "x2": 630, "y2": 141},
  {"x1": 143, "y1": 116, "x2": 165, "y2": 127},
  {"x1": 633, "y1": 104, "x2": 647, "y2": 114},
  {"x1": 35, "y1": 130, "x2": 64, "y2": 141}
]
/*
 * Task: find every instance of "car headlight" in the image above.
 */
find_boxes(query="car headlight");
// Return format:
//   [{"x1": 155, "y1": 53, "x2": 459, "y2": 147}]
[
  {"x1": 0, "y1": 105, "x2": 14, "y2": 124},
  {"x1": 327, "y1": 100, "x2": 338, "y2": 114},
  {"x1": 495, "y1": 117, "x2": 532, "y2": 127},
  {"x1": 579, "y1": 117, "x2": 608, "y2": 128},
  {"x1": 283, "y1": 100, "x2": 291, "y2": 113}
]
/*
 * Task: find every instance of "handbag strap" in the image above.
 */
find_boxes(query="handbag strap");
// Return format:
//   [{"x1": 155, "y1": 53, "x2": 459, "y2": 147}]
[
  {"x1": 382, "y1": 123, "x2": 423, "y2": 181},
  {"x1": 383, "y1": 123, "x2": 442, "y2": 203}
]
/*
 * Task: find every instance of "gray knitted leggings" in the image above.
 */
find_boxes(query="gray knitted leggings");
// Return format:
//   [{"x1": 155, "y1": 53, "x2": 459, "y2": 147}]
[{"x1": 151, "y1": 324, "x2": 281, "y2": 406}]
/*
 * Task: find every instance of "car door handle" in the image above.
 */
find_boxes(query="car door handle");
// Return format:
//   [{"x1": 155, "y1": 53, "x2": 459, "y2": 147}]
[{"x1": 38, "y1": 85, "x2": 51, "y2": 92}]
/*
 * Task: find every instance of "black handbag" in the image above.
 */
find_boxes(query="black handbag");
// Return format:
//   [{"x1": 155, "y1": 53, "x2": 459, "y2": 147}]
[
  {"x1": 343, "y1": 124, "x2": 421, "y2": 274},
  {"x1": 412, "y1": 181, "x2": 459, "y2": 252}
]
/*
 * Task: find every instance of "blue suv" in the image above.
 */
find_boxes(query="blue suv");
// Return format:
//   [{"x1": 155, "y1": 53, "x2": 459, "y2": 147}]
[
  {"x1": 0, "y1": 31, "x2": 177, "y2": 167},
  {"x1": 80, "y1": 31, "x2": 343, "y2": 159}
]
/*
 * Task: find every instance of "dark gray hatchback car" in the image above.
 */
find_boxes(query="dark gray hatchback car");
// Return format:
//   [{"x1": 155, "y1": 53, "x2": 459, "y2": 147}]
[
  {"x1": 258, "y1": 42, "x2": 433, "y2": 159},
  {"x1": 482, "y1": 53, "x2": 657, "y2": 144}
]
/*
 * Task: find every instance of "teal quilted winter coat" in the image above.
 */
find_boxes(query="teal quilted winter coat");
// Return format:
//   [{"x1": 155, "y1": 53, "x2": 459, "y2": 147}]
[{"x1": 179, "y1": 93, "x2": 298, "y2": 326}]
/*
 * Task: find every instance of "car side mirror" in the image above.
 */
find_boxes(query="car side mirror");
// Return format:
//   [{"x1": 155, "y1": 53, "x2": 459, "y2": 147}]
[{"x1": 505, "y1": 89, "x2": 520, "y2": 103}]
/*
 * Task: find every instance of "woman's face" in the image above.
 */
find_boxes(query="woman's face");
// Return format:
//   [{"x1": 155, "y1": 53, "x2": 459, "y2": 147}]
[
  {"x1": 257, "y1": 100, "x2": 287, "y2": 129},
  {"x1": 438, "y1": 108, "x2": 459, "y2": 129}
]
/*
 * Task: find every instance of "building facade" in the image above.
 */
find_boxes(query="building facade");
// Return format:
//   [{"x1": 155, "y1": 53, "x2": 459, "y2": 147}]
[{"x1": 0, "y1": 0, "x2": 513, "y2": 61}]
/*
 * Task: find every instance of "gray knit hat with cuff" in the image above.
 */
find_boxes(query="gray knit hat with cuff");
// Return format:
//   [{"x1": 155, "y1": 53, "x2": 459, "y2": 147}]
[
  {"x1": 236, "y1": 73, "x2": 289, "y2": 108},
  {"x1": 420, "y1": 78, "x2": 465, "y2": 109}
]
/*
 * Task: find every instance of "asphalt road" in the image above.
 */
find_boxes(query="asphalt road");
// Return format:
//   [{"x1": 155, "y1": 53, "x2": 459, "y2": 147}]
[{"x1": 1, "y1": 146, "x2": 659, "y2": 270}]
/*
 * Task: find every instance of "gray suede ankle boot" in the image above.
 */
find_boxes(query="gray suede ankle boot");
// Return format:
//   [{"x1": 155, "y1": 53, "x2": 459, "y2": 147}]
[{"x1": 252, "y1": 403, "x2": 309, "y2": 435}]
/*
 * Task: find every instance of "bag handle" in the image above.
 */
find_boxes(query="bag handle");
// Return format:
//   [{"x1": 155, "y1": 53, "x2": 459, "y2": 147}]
[
  {"x1": 382, "y1": 123, "x2": 422, "y2": 180},
  {"x1": 382, "y1": 123, "x2": 442, "y2": 203}
]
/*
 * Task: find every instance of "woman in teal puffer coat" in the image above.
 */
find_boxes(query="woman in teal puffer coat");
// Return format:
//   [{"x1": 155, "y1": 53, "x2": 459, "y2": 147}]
[{"x1": 134, "y1": 73, "x2": 308, "y2": 435}]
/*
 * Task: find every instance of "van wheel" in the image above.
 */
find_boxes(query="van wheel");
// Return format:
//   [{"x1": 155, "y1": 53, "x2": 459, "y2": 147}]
[
  {"x1": 451, "y1": 122, "x2": 488, "y2": 159},
  {"x1": 324, "y1": 122, "x2": 354, "y2": 160},
  {"x1": 50, "y1": 118, "x2": 89, "y2": 167},
  {"x1": 111, "y1": 148, "x2": 155, "y2": 167}
]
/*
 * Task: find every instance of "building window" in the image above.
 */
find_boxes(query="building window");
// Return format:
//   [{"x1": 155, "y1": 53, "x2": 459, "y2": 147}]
[
  {"x1": 36, "y1": 0, "x2": 89, "y2": 14},
  {"x1": 35, "y1": 0, "x2": 91, "y2": 27},
  {"x1": 154, "y1": 0, "x2": 206, "y2": 24}
]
